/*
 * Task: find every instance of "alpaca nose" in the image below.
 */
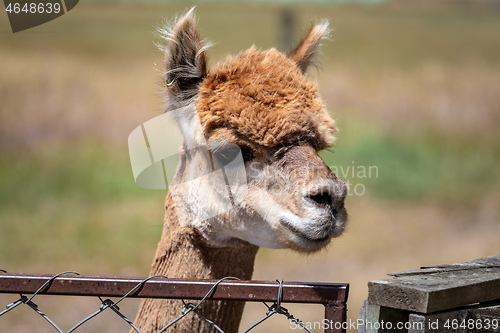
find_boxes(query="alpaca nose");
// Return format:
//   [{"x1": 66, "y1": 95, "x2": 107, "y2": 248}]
[
  {"x1": 306, "y1": 192, "x2": 333, "y2": 207},
  {"x1": 303, "y1": 179, "x2": 348, "y2": 212}
]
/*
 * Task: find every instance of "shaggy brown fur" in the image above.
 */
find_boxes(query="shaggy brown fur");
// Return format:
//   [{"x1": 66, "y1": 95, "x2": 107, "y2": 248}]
[
  {"x1": 198, "y1": 49, "x2": 336, "y2": 150},
  {"x1": 288, "y1": 21, "x2": 329, "y2": 73}
]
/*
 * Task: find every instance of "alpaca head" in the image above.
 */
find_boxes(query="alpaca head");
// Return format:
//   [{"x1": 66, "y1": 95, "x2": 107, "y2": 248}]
[{"x1": 161, "y1": 9, "x2": 348, "y2": 253}]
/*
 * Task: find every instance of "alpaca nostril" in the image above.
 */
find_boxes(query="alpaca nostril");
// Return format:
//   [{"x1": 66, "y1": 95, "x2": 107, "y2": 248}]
[{"x1": 307, "y1": 193, "x2": 332, "y2": 207}]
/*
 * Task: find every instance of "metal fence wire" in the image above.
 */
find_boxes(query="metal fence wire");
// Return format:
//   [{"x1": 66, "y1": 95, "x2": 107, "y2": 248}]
[{"x1": 0, "y1": 271, "x2": 348, "y2": 333}]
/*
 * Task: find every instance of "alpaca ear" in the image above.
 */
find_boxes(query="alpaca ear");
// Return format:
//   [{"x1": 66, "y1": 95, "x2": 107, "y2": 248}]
[
  {"x1": 288, "y1": 20, "x2": 330, "y2": 73},
  {"x1": 161, "y1": 8, "x2": 209, "y2": 104}
]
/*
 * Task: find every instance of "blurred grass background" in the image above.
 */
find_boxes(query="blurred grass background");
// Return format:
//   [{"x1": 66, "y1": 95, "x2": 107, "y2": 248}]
[{"x1": 0, "y1": 1, "x2": 499, "y2": 332}]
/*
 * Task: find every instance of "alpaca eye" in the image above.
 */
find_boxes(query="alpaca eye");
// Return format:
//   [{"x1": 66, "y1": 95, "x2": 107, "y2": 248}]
[
  {"x1": 213, "y1": 146, "x2": 241, "y2": 165},
  {"x1": 241, "y1": 149, "x2": 254, "y2": 163},
  {"x1": 211, "y1": 142, "x2": 255, "y2": 166}
]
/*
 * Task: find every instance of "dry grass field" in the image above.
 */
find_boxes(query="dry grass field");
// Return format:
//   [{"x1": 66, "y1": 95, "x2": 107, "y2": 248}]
[{"x1": 0, "y1": 1, "x2": 499, "y2": 332}]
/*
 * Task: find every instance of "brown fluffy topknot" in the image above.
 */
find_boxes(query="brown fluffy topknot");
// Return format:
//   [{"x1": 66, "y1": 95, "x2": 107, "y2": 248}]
[{"x1": 197, "y1": 48, "x2": 336, "y2": 150}]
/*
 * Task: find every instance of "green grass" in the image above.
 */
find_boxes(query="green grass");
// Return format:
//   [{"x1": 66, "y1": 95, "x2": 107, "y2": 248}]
[
  {"x1": 0, "y1": 145, "x2": 148, "y2": 204},
  {"x1": 0, "y1": 145, "x2": 165, "y2": 275},
  {"x1": 322, "y1": 116, "x2": 500, "y2": 205}
]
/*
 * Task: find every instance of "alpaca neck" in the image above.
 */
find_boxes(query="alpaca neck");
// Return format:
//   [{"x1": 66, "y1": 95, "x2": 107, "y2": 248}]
[
  {"x1": 151, "y1": 193, "x2": 259, "y2": 279},
  {"x1": 134, "y1": 193, "x2": 259, "y2": 333}
]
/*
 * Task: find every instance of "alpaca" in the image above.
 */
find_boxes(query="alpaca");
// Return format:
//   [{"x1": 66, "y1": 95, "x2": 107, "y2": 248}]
[{"x1": 133, "y1": 9, "x2": 348, "y2": 333}]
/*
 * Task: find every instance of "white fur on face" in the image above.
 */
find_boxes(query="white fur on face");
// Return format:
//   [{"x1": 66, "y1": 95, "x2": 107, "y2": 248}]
[
  {"x1": 167, "y1": 104, "x2": 207, "y2": 150},
  {"x1": 228, "y1": 181, "x2": 348, "y2": 252}
]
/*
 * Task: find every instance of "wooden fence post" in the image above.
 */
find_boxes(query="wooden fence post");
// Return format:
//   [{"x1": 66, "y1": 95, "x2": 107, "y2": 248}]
[{"x1": 360, "y1": 255, "x2": 500, "y2": 333}]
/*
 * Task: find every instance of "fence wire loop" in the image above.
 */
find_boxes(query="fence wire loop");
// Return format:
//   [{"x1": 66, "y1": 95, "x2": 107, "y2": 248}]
[
  {"x1": 181, "y1": 302, "x2": 195, "y2": 315},
  {"x1": 116, "y1": 274, "x2": 169, "y2": 306},
  {"x1": 187, "y1": 276, "x2": 240, "y2": 313},
  {"x1": 180, "y1": 302, "x2": 225, "y2": 333},
  {"x1": 28, "y1": 271, "x2": 80, "y2": 303},
  {"x1": 276, "y1": 278, "x2": 284, "y2": 310},
  {"x1": 243, "y1": 279, "x2": 313, "y2": 333},
  {"x1": 99, "y1": 297, "x2": 116, "y2": 311},
  {"x1": 158, "y1": 276, "x2": 240, "y2": 333},
  {"x1": 97, "y1": 297, "x2": 141, "y2": 333}
]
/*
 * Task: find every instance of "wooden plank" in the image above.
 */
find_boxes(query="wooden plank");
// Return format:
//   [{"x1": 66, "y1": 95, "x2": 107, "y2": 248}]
[
  {"x1": 368, "y1": 255, "x2": 500, "y2": 313},
  {"x1": 391, "y1": 255, "x2": 500, "y2": 277}
]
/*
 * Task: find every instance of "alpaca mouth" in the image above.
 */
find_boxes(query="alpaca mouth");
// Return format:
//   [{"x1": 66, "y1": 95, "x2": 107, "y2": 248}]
[{"x1": 278, "y1": 218, "x2": 331, "y2": 244}]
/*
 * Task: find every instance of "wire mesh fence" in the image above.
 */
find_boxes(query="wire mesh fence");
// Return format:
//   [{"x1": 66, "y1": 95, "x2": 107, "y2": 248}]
[{"x1": 0, "y1": 271, "x2": 348, "y2": 333}]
